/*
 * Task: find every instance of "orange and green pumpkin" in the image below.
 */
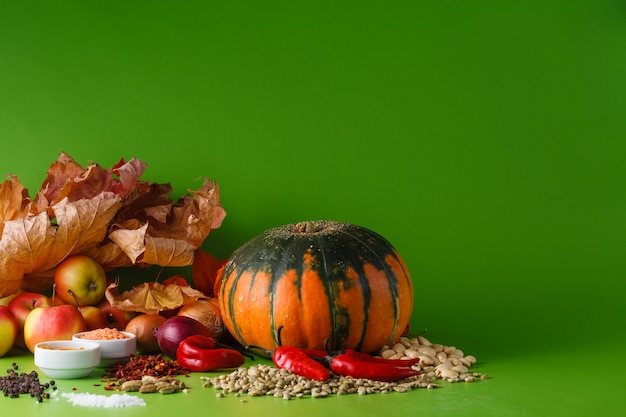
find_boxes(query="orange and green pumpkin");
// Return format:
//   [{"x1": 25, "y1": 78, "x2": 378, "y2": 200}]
[{"x1": 217, "y1": 220, "x2": 414, "y2": 356}]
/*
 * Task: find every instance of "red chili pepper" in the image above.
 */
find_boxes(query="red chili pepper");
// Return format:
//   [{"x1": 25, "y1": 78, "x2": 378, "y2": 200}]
[
  {"x1": 299, "y1": 348, "x2": 328, "y2": 359},
  {"x1": 329, "y1": 353, "x2": 420, "y2": 382},
  {"x1": 254, "y1": 325, "x2": 331, "y2": 381},
  {"x1": 176, "y1": 335, "x2": 245, "y2": 372},
  {"x1": 272, "y1": 346, "x2": 331, "y2": 381},
  {"x1": 301, "y1": 347, "x2": 420, "y2": 368},
  {"x1": 343, "y1": 349, "x2": 420, "y2": 368}
]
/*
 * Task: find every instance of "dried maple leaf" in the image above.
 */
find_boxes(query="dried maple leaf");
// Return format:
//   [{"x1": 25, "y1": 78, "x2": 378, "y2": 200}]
[
  {"x1": 104, "y1": 281, "x2": 207, "y2": 314},
  {"x1": 0, "y1": 175, "x2": 33, "y2": 225},
  {"x1": 1, "y1": 196, "x2": 121, "y2": 296},
  {"x1": 87, "y1": 177, "x2": 225, "y2": 269},
  {"x1": 34, "y1": 152, "x2": 147, "y2": 210},
  {"x1": 0, "y1": 153, "x2": 226, "y2": 298}
]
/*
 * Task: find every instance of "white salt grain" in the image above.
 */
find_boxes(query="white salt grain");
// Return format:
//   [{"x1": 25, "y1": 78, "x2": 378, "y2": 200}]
[{"x1": 62, "y1": 392, "x2": 147, "y2": 407}]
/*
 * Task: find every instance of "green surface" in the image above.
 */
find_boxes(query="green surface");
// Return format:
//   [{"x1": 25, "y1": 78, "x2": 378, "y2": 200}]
[{"x1": 1, "y1": 0, "x2": 625, "y2": 416}]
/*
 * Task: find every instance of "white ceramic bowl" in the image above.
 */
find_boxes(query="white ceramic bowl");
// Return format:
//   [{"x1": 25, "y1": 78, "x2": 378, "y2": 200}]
[
  {"x1": 34, "y1": 340, "x2": 101, "y2": 379},
  {"x1": 72, "y1": 331, "x2": 137, "y2": 367}
]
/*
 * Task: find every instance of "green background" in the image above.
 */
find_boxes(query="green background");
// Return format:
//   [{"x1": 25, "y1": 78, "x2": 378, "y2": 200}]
[{"x1": 1, "y1": 1, "x2": 625, "y2": 416}]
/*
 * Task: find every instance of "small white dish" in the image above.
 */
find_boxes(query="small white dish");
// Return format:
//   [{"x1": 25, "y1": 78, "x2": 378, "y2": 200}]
[
  {"x1": 73, "y1": 330, "x2": 137, "y2": 367},
  {"x1": 34, "y1": 340, "x2": 101, "y2": 379}
]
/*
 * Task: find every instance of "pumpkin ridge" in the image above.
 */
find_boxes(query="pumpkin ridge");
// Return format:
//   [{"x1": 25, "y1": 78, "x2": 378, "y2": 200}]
[
  {"x1": 348, "y1": 259, "x2": 369, "y2": 352},
  {"x1": 334, "y1": 226, "x2": 402, "y2": 347},
  {"x1": 222, "y1": 266, "x2": 247, "y2": 347},
  {"x1": 315, "y1": 241, "x2": 340, "y2": 351},
  {"x1": 337, "y1": 228, "x2": 390, "y2": 338},
  {"x1": 268, "y1": 240, "x2": 293, "y2": 347}
]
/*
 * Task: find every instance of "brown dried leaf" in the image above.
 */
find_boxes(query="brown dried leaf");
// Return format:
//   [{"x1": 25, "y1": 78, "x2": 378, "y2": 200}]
[
  {"x1": 0, "y1": 197, "x2": 121, "y2": 296},
  {"x1": 105, "y1": 281, "x2": 207, "y2": 314},
  {"x1": 89, "y1": 177, "x2": 225, "y2": 268},
  {"x1": 35, "y1": 152, "x2": 147, "y2": 209},
  {"x1": 0, "y1": 153, "x2": 226, "y2": 298},
  {"x1": 0, "y1": 175, "x2": 33, "y2": 224},
  {"x1": 114, "y1": 178, "x2": 225, "y2": 247}
]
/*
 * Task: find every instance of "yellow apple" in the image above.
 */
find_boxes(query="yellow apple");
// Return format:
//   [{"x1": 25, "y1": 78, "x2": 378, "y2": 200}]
[
  {"x1": 54, "y1": 255, "x2": 108, "y2": 306},
  {"x1": 0, "y1": 306, "x2": 19, "y2": 357}
]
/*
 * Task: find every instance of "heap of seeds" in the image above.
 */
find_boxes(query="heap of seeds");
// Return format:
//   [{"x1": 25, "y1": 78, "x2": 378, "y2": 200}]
[
  {"x1": 0, "y1": 363, "x2": 56, "y2": 402},
  {"x1": 379, "y1": 335, "x2": 489, "y2": 383},
  {"x1": 201, "y1": 335, "x2": 487, "y2": 400},
  {"x1": 202, "y1": 364, "x2": 435, "y2": 400},
  {"x1": 113, "y1": 375, "x2": 187, "y2": 395}
]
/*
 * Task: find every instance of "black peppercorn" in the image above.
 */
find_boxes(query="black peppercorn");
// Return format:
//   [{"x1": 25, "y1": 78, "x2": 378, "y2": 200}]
[{"x1": 0, "y1": 364, "x2": 53, "y2": 402}]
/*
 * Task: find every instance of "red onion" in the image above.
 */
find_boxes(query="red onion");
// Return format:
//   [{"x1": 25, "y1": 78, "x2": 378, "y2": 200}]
[{"x1": 154, "y1": 315, "x2": 214, "y2": 359}]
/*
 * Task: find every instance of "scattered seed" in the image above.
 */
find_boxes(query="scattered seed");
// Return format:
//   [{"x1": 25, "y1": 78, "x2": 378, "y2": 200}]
[{"x1": 199, "y1": 335, "x2": 487, "y2": 401}]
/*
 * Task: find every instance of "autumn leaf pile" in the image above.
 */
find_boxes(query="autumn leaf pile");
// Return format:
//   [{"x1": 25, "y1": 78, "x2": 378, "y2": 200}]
[{"x1": 0, "y1": 152, "x2": 226, "y2": 298}]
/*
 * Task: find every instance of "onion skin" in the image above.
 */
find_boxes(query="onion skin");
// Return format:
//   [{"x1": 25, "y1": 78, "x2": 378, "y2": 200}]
[
  {"x1": 154, "y1": 315, "x2": 214, "y2": 359},
  {"x1": 125, "y1": 313, "x2": 167, "y2": 355},
  {"x1": 177, "y1": 298, "x2": 224, "y2": 339}
]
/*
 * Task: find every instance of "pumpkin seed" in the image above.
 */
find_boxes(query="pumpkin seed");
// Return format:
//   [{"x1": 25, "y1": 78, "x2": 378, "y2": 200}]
[
  {"x1": 417, "y1": 345, "x2": 437, "y2": 357},
  {"x1": 450, "y1": 349, "x2": 464, "y2": 358},
  {"x1": 443, "y1": 346, "x2": 457, "y2": 355},
  {"x1": 418, "y1": 355, "x2": 435, "y2": 366},
  {"x1": 403, "y1": 349, "x2": 420, "y2": 359},
  {"x1": 376, "y1": 336, "x2": 487, "y2": 384},
  {"x1": 431, "y1": 344, "x2": 444, "y2": 353},
  {"x1": 452, "y1": 364, "x2": 469, "y2": 374},
  {"x1": 436, "y1": 351, "x2": 448, "y2": 364},
  {"x1": 449, "y1": 357, "x2": 463, "y2": 366},
  {"x1": 380, "y1": 349, "x2": 397, "y2": 359},
  {"x1": 417, "y1": 335, "x2": 431, "y2": 346},
  {"x1": 439, "y1": 369, "x2": 459, "y2": 379}
]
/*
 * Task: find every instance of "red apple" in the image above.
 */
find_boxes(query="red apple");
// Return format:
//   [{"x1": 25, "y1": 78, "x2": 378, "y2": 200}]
[
  {"x1": 97, "y1": 299, "x2": 135, "y2": 330},
  {"x1": 23, "y1": 304, "x2": 87, "y2": 353},
  {"x1": 54, "y1": 255, "x2": 107, "y2": 307},
  {"x1": 79, "y1": 305, "x2": 109, "y2": 330},
  {"x1": 0, "y1": 306, "x2": 19, "y2": 357},
  {"x1": 7, "y1": 292, "x2": 52, "y2": 347}
]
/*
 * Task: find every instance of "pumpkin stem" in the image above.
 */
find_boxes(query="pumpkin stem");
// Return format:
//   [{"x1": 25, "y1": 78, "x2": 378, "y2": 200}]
[
  {"x1": 294, "y1": 221, "x2": 320, "y2": 234},
  {"x1": 245, "y1": 344, "x2": 273, "y2": 358}
]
